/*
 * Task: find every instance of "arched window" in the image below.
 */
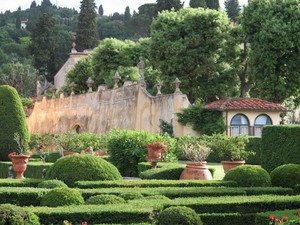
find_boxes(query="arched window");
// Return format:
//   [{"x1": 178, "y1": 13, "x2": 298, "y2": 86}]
[
  {"x1": 230, "y1": 114, "x2": 249, "y2": 136},
  {"x1": 73, "y1": 124, "x2": 82, "y2": 134},
  {"x1": 254, "y1": 114, "x2": 272, "y2": 136}
]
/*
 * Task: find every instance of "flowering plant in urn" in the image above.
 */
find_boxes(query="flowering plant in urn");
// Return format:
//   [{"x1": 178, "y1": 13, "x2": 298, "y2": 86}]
[{"x1": 146, "y1": 141, "x2": 168, "y2": 168}]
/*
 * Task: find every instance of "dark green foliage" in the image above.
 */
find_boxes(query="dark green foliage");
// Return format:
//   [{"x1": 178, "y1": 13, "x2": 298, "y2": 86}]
[
  {"x1": 119, "y1": 192, "x2": 144, "y2": 200},
  {"x1": 124, "y1": 6, "x2": 131, "y2": 21},
  {"x1": 106, "y1": 129, "x2": 176, "y2": 177},
  {"x1": 224, "y1": 0, "x2": 241, "y2": 21},
  {"x1": 41, "y1": 187, "x2": 84, "y2": 207},
  {"x1": 157, "y1": 206, "x2": 202, "y2": 225},
  {"x1": 223, "y1": 165, "x2": 271, "y2": 187},
  {"x1": 241, "y1": 0, "x2": 300, "y2": 105},
  {"x1": 270, "y1": 164, "x2": 300, "y2": 188},
  {"x1": 190, "y1": 0, "x2": 207, "y2": 8},
  {"x1": 261, "y1": 126, "x2": 300, "y2": 172},
  {"x1": 0, "y1": 204, "x2": 40, "y2": 225},
  {"x1": 156, "y1": 0, "x2": 183, "y2": 12},
  {"x1": 30, "y1": 13, "x2": 58, "y2": 81},
  {"x1": 205, "y1": 0, "x2": 220, "y2": 9},
  {"x1": 86, "y1": 194, "x2": 126, "y2": 205},
  {"x1": 0, "y1": 85, "x2": 29, "y2": 161},
  {"x1": 45, "y1": 154, "x2": 122, "y2": 187},
  {"x1": 245, "y1": 137, "x2": 261, "y2": 165},
  {"x1": 76, "y1": 0, "x2": 98, "y2": 51},
  {"x1": 37, "y1": 180, "x2": 68, "y2": 189},
  {"x1": 98, "y1": 4, "x2": 103, "y2": 16},
  {"x1": 177, "y1": 103, "x2": 225, "y2": 135}
]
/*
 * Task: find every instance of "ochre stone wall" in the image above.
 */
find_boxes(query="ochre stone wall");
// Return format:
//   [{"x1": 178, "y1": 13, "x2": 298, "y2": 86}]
[{"x1": 26, "y1": 83, "x2": 196, "y2": 136}]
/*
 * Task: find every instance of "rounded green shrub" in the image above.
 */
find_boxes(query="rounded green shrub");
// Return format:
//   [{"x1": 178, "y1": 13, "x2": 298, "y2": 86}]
[
  {"x1": 119, "y1": 192, "x2": 144, "y2": 200},
  {"x1": 38, "y1": 180, "x2": 68, "y2": 189},
  {"x1": 0, "y1": 85, "x2": 30, "y2": 161},
  {"x1": 270, "y1": 164, "x2": 300, "y2": 188},
  {"x1": 157, "y1": 206, "x2": 202, "y2": 225},
  {"x1": 0, "y1": 204, "x2": 40, "y2": 225},
  {"x1": 85, "y1": 194, "x2": 126, "y2": 205},
  {"x1": 40, "y1": 187, "x2": 84, "y2": 207},
  {"x1": 45, "y1": 154, "x2": 122, "y2": 187},
  {"x1": 223, "y1": 165, "x2": 271, "y2": 187}
]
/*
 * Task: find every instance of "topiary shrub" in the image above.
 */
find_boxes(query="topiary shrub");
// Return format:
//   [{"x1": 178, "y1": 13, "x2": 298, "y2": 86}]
[
  {"x1": 45, "y1": 154, "x2": 122, "y2": 187},
  {"x1": 157, "y1": 206, "x2": 202, "y2": 225},
  {"x1": 37, "y1": 180, "x2": 68, "y2": 189},
  {"x1": 0, "y1": 85, "x2": 30, "y2": 161},
  {"x1": 85, "y1": 194, "x2": 126, "y2": 205},
  {"x1": 40, "y1": 187, "x2": 84, "y2": 207},
  {"x1": 118, "y1": 192, "x2": 144, "y2": 201},
  {"x1": 0, "y1": 203, "x2": 40, "y2": 225},
  {"x1": 223, "y1": 165, "x2": 271, "y2": 187},
  {"x1": 270, "y1": 164, "x2": 300, "y2": 188}
]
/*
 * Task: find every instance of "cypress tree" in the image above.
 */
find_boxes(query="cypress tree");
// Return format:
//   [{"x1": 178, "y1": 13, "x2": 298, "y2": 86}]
[
  {"x1": 0, "y1": 85, "x2": 29, "y2": 161},
  {"x1": 98, "y1": 4, "x2": 103, "y2": 16},
  {"x1": 76, "y1": 0, "x2": 98, "y2": 51},
  {"x1": 16, "y1": 7, "x2": 21, "y2": 29},
  {"x1": 206, "y1": 0, "x2": 220, "y2": 10},
  {"x1": 190, "y1": 0, "x2": 207, "y2": 8},
  {"x1": 224, "y1": 0, "x2": 241, "y2": 21},
  {"x1": 30, "y1": 1, "x2": 37, "y2": 9},
  {"x1": 124, "y1": 6, "x2": 131, "y2": 21}
]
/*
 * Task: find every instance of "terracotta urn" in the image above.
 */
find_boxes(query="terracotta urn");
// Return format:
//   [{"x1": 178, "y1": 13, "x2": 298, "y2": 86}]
[
  {"x1": 10, "y1": 155, "x2": 30, "y2": 179},
  {"x1": 180, "y1": 161, "x2": 212, "y2": 180},
  {"x1": 221, "y1": 160, "x2": 245, "y2": 173},
  {"x1": 63, "y1": 151, "x2": 77, "y2": 156}
]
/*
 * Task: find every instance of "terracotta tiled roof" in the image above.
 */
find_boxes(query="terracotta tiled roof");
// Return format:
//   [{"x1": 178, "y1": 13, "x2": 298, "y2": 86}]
[{"x1": 204, "y1": 98, "x2": 287, "y2": 111}]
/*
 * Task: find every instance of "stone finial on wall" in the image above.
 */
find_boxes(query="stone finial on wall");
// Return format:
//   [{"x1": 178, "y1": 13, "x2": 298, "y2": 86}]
[
  {"x1": 36, "y1": 80, "x2": 42, "y2": 101},
  {"x1": 137, "y1": 56, "x2": 146, "y2": 88},
  {"x1": 69, "y1": 82, "x2": 77, "y2": 96},
  {"x1": 52, "y1": 85, "x2": 57, "y2": 98},
  {"x1": 155, "y1": 83, "x2": 162, "y2": 96},
  {"x1": 86, "y1": 77, "x2": 94, "y2": 93},
  {"x1": 113, "y1": 72, "x2": 121, "y2": 89},
  {"x1": 174, "y1": 77, "x2": 182, "y2": 94},
  {"x1": 71, "y1": 42, "x2": 77, "y2": 53}
]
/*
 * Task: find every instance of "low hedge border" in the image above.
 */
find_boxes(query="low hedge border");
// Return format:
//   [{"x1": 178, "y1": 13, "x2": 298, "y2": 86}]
[
  {"x1": 0, "y1": 187, "x2": 47, "y2": 206},
  {"x1": 0, "y1": 161, "x2": 53, "y2": 179},
  {"x1": 75, "y1": 180, "x2": 237, "y2": 189},
  {"x1": 255, "y1": 209, "x2": 300, "y2": 225},
  {"x1": 0, "y1": 178, "x2": 43, "y2": 187},
  {"x1": 26, "y1": 205, "x2": 154, "y2": 224},
  {"x1": 200, "y1": 212, "x2": 255, "y2": 225},
  {"x1": 293, "y1": 184, "x2": 300, "y2": 194}
]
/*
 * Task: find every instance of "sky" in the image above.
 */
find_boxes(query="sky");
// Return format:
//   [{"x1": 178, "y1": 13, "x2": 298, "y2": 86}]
[{"x1": 0, "y1": 0, "x2": 248, "y2": 15}]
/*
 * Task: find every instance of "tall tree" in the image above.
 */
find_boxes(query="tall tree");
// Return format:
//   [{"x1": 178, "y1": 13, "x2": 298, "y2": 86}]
[
  {"x1": 206, "y1": 0, "x2": 220, "y2": 10},
  {"x1": 240, "y1": 0, "x2": 300, "y2": 104},
  {"x1": 150, "y1": 8, "x2": 239, "y2": 102},
  {"x1": 190, "y1": 0, "x2": 207, "y2": 8},
  {"x1": 224, "y1": 0, "x2": 241, "y2": 22},
  {"x1": 156, "y1": 0, "x2": 183, "y2": 13},
  {"x1": 15, "y1": 7, "x2": 21, "y2": 29},
  {"x1": 30, "y1": 1, "x2": 37, "y2": 9},
  {"x1": 98, "y1": 4, "x2": 103, "y2": 16},
  {"x1": 124, "y1": 6, "x2": 131, "y2": 21},
  {"x1": 76, "y1": 0, "x2": 98, "y2": 51},
  {"x1": 30, "y1": 13, "x2": 58, "y2": 82}
]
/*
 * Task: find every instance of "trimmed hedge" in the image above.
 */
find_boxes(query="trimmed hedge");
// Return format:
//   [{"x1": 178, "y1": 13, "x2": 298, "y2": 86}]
[
  {"x1": 0, "y1": 85, "x2": 30, "y2": 161},
  {"x1": 46, "y1": 154, "x2": 122, "y2": 187},
  {"x1": 261, "y1": 125, "x2": 300, "y2": 172},
  {"x1": 0, "y1": 187, "x2": 46, "y2": 206},
  {"x1": 37, "y1": 180, "x2": 68, "y2": 189},
  {"x1": 85, "y1": 194, "x2": 126, "y2": 205},
  {"x1": 0, "y1": 178, "x2": 43, "y2": 187},
  {"x1": 0, "y1": 161, "x2": 53, "y2": 179},
  {"x1": 270, "y1": 164, "x2": 300, "y2": 188},
  {"x1": 75, "y1": 180, "x2": 237, "y2": 189},
  {"x1": 138, "y1": 162, "x2": 181, "y2": 173},
  {"x1": 27, "y1": 205, "x2": 154, "y2": 225},
  {"x1": 245, "y1": 137, "x2": 261, "y2": 165},
  {"x1": 223, "y1": 165, "x2": 271, "y2": 187},
  {"x1": 200, "y1": 213, "x2": 254, "y2": 225},
  {"x1": 255, "y1": 209, "x2": 300, "y2": 225}
]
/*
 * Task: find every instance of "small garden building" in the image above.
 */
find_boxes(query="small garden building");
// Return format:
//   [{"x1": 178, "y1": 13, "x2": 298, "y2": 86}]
[{"x1": 204, "y1": 98, "x2": 287, "y2": 137}]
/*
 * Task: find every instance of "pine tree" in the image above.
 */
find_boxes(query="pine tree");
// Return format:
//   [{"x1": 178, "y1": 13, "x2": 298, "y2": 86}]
[
  {"x1": 98, "y1": 4, "x2": 103, "y2": 16},
  {"x1": 189, "y1": 0, "x2": 207, "y2": 8},
  {"x1": 156, "y1": 0, "x2": 183, "y2": 13},
  {"x1": 124, "y1": 6, "x2": 131, "y2": 21},
  {"x1": 206, "y1": 0, "x2": 220, "y2": 10},
  {"x1": 224, "y1": 0, "x2": 241, "y2": 21},
  {"x1": 76, "y1": 0, "x2": 98, "y2": 51},
  {"x1": 30, "y1": 13, "x2": 58, "y2": 82}
]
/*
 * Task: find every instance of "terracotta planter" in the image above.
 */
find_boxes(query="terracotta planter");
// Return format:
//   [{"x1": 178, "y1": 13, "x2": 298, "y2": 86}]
[
  {"x1": 63, "y1": 151, "x2": 77, "y2": 156},
  {"x1": 10, "y1": 155, "x2": 30, "y2": 179},
  {"x1": 180, "y1": 161, "x2": 212, "y2": 180},
  {"x1": 221, "y1": 160, "x2": 245, "y2": 173}
]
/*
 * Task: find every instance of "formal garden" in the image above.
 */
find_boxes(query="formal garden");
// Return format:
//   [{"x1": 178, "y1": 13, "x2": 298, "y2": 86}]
[{"x1": 0, "y1": 84, "x2": 300, "y2": 225}]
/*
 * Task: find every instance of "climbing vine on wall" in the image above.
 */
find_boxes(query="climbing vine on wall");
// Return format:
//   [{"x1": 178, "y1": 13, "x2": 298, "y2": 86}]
[{"x1": 177, "y1": 102, "x2": 225, "y2": 135}]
